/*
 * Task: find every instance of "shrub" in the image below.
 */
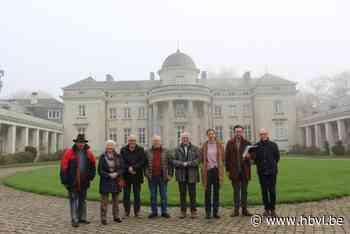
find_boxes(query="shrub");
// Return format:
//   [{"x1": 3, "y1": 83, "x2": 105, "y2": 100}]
[
  {"x1": 37, "y1": 150, "x2": 65, "y2": 162},
  {"x1": 331, "y1": 140, "x2": 346, "y2": 156},
  {"x1": 0, "y1": 151, "x2": 36, "y2": 165},
  {"x1": 25, "y1": 146, "x2": 38, "y2": 158},
  {"x1": 324, "y1": 141, "x2": 330, "y2": 155},
  {"x1": 288, "y1": 144, "x2": 306, "y2": 154},
  {"x1": 304, "y1": 146, "x2": 321, "y2": 155}
]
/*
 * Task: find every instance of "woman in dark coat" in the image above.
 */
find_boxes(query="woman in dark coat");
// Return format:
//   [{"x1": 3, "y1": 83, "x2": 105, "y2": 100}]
[{"x1": 98, "y1": 140, "x2": 125, "y2": 225}]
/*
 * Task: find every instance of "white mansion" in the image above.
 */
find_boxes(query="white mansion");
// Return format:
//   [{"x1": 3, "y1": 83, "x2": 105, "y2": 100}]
[{"x1": 62, "y1": 50, "x2": 297, "y2": 152}]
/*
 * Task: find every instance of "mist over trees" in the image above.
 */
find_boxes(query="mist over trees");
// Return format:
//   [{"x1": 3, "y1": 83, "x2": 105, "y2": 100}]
[{"x1": 297, "y1": 71, "x2": 350, "y2": 117}]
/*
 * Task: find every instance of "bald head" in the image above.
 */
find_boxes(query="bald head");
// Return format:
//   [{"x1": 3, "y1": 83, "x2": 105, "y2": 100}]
[
  {"x1": 152, "y1": 135, "x2": 161, "y2": 148},
  {"x1": 259, "y1": 128, "x2": 269, "y2": 141}
]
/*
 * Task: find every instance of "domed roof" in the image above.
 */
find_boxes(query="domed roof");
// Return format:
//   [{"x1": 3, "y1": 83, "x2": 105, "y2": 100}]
[{"x1": 161, "y1": 49, "x2": 197, "y2": 70}]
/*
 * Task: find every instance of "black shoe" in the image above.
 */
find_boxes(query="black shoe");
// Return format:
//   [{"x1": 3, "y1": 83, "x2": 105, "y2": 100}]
[
  {"x1": 79, "y1": 220, "x2": 90, "y2": 224},
  {"x1": 213, "y1": 214, "x2": 220, "y2": 219},
  {"x1": 72, "y1": 222, "x2": 79, "y2": 227},
  {"x1": 161, "y1": 213, "x2": 171, "y2": 218},
  {"x1": 101, "y1": 220, "x2": 107, "y2": 225},
  {"x1": 205, "y1": 214, "x2": 211, "y2": 219},
  {"x1": 148, "y1": 213, "x2": 158, "y2": 219},
  {"x1": 114, "y1": 218, "x2": 122, "y2": 223}
]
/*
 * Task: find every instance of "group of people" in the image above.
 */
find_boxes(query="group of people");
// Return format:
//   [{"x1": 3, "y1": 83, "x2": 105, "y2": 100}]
[{"x1": 60, "y1": 125, "x2": 280, "y2": 227}]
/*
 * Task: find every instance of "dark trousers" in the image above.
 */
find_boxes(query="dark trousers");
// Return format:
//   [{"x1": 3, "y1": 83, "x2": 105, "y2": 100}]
[
  {"x1": 178, "y1": 182, "x2": 197, "y2": 212},
  {"x1": 68, "y1": 188, "x2": 87, "y2": 224},
  {"x1": 123, "y1": 182, "x2": 141, "y2": 215},
  {"x1": 205, "y1": 168, "x2": 220, "y2": 216},
  {"x1": 100, "y1": 192, "x2": 120, "y2": 221},
  {"x1": 148, "y1": 176, "x2": 168, "y2": 215},
  {"x1": 232, "y1": 174, "x2": 248, "y2": 209},
  {"x1": 258, "y1": 174, "x2": 277, "y2": 210}
]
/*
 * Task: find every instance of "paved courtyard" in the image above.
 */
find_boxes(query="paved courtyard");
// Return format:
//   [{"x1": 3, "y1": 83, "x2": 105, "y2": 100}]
[{"x1": 0, "y1": 166, "x2": 349, "y2": 234}]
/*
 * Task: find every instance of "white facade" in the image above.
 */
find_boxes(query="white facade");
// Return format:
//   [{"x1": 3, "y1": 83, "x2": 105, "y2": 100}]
[{"x1": 62, "y1": 50, "x2": 297, "y2": 152}]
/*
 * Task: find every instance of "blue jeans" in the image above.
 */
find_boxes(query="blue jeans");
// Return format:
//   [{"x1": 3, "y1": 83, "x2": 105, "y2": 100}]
[{"x1": 148, "y1": 176, "x2": 168, "y2": 215}]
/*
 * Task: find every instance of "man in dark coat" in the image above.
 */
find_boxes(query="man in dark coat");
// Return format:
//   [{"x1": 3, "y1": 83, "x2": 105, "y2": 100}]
[
  {"x1": 145, "y1": 135, "x2": 173, "y2": 219},
  {"x1": 172, "y1": 132, "x2": 200, "y2": 219},
  {"x1": 225, "y1": 125, "x2": 252, "y2": 217},
  {"x1": 60, "y1": 134, "x2": 96, "y2": 227},
  {"x1": 120, "y1": 134, "x2": 146, "y2": 217},
  {"x1": 98, "y1": 140, "x2": 125, "y2": 225},
  {"x1": 252, "y1": 128, "x2": 280, "y2": 217}
]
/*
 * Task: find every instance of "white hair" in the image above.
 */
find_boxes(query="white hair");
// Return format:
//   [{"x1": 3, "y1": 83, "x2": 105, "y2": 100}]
[
  {"x1": 152, "y1": 134, "x2": 161, "y2": 141},
  {"x1": 105, "y1": 140, "x2": 116, "y2": 148},
  {"x1": 180, "y1": 132, "x2": 190, "y2": 139}
]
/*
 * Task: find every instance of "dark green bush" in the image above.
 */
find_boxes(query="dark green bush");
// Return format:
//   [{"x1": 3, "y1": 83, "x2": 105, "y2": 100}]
[
  {"x1": 25, "y1": 146, "x2": 37, "y2": 158},
  {"x1": 331, "y1": 140, "x2": 346, "y2": 156},
  {"x1": 37, "y1": 150, "x2": 64, "y2": 162}
]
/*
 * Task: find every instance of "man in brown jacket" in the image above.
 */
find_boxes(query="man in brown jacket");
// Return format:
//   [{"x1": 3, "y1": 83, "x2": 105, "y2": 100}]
[{"x1": 225, "y1": 125, "x2": 252, "y2": 217}]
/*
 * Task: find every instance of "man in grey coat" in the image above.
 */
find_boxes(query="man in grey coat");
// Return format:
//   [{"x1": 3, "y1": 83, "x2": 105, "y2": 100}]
[{"x1": 172, "y1": 132, "x2": 200, "y2": 219}]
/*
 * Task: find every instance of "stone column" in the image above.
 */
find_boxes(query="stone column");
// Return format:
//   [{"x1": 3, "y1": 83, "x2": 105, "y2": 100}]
[
  {"x1": 314, "y1": 124, "x2": 321, "y2": 148},
  {"x1": 147, "y1": 104, "x2": 152, "y2": 147},
  {"x1": 325, "y1": 122, "x2": 334, "y2": 146},
  {"x1": 50, "y1": 132, "x2": 57, "y2": 153},
  {"x1": 34, "y1": 129, "x2": 40, "y2": 158},
  {"x1": 168, "y1": 100, "x2": 174, "y2": 148},
  {"x1": 152, "y1": 103, "x2": 159, "y2": 135},
  {"x1": 57, "y1": 133, "x2": 63, "y2": 151},
  {"x1": 7, "y1": 125, "x2": 16, "y2": 154},
  {"x1": 43, "y1": 131, "x2": 49, "y2": 154},
  {"x1": 305, "y1": 126, "x2": 312, "y2": 147},
  {"x1": 188, "y1": 100, "x2": 195, "y2": 140},
  {"x1": 337, "y1": 119, "x2": 346, "y2": 142},
  {"x1": 23, "y1": 127, "x2": 29, "y2": 151}
]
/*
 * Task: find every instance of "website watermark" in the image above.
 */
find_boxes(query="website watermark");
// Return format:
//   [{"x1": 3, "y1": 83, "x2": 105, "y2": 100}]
[{"x1": 250, "y1": 214, "x2": 345, "y2": 227}]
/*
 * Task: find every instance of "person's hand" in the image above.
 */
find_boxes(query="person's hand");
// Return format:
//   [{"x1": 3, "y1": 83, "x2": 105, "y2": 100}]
[
  {"x1": 129, "y1": 166, "x2": 136, "y2": 174},
  {"x1": 244, "y1": 153, "x2": 251, "y2": 160},
  {"x1": 166, "y1": 176, "x2": 172, "y2": 182},
  {"x1": 109, "y1": 172, "x2": 118, "y2": 179},
  {"x1": 183, "y1": 162, "x2": 188, "y2": 167}
]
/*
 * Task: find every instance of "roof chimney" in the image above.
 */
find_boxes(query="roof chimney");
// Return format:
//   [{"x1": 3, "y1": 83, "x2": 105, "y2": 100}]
[
  {"x1": 30, "y1": 92, "x2": 38, "y2": 105},
  {"x1": 243, "y1": 71, "x2": 251, "y2": 80},
  {"x1": 150, "y1": 72, "x2": 155, "y2": 80},
  {"x1": 200, "y1": 71, "x2": 207, "y2": 80},
  {"x1": 105, "y1": 74, "x2": 114, "y2": 82}
]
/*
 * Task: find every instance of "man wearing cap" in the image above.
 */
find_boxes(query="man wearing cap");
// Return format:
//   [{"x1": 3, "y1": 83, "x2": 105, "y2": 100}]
[
  {"x1": 60, "y1": 134, "x2": 96, "y2": 227},
  {"x1": 120, "y1": 134, "x2": 146, "y2": 217},
  {"x1": 172, "y1": 132, "x2": 200, "y2": 219}
]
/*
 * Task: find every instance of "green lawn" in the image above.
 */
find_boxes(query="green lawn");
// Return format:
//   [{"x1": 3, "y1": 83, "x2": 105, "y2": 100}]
[{"x1": 3, "y1": 158, "x2": 350, "y2": 207}]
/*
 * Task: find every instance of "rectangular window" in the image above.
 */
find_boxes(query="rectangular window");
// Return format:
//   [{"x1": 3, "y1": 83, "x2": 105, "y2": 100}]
[
  {"x1": 175, "y1": 103, "x2": 185, "y2": 117},
  {"x1": 274, "y1": 100, "x2": 283, "y2": 113},
  {"x1": 109, "y1": 108, "x2": 117, "y2": 119},
  {"x1": 214, "y1": 105, "x2": 222, "y2": 117},
  {"x1": 78, "y1": 127, "x2": 86, "y2": 135},
  {"x1": 244, "y1": 125, "x2": 252, "y2": 141},
  {"x1": 78, "y1": 104, "x2": 86, "y2": 117},
  {"x1": 124, "y1": 107, "x2": 131, "y2": 119},
  {"x1": 48, "y1": 110, "x2": 61, "y2": 120},
  {"x1": 274, "y1": 121, "x2": 287, "y2": 139},
  {"x1": 138, "y1": 107, "x2": 145, "y2": 119},
  {"x1": 229, "y1": 105, "x2": 237, "y2": 116},
  {"x1": 109, "y1": 128, "x2": 117, "y2": 142},
  {"x1": 243, "y1": 103, "x2": 250, "y2": 114},
  {"x1": 124, "y1": 128, "x2": 131, "y2": 144},
  {"x1": 215, "y1": 126, "x2": 224, "y2": 141},
  {"x1": 176, "y1": 126, "x2": 185, "y2": 145},
  {"x1": 138, "y1": 128, "x2": 146, "y2": 145},
  {"x1": 229, "y1": 125, "x2": 235, "y2": 138}
]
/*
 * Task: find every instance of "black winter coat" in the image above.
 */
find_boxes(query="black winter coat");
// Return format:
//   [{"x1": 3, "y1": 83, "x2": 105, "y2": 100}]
[
  {"x1": 98, "y1": 151, "x2": 125, "y2": 194},
  {"x1": 254, "y1": 139, "x2": 280, "y2": 176},
  {"x1": 120, "y1": 145, "x2": 146, "y2": 184}
]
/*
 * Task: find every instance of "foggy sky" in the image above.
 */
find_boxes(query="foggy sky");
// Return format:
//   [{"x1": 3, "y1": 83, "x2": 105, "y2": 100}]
[{"x1": 1, "y1": 0, "x2": 350, "y2": 98}]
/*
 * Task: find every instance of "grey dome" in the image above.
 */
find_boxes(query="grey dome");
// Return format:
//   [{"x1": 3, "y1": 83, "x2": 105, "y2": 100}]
[{"x1": 161, "y1": 49, "x2": 197, "y2": 69}]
